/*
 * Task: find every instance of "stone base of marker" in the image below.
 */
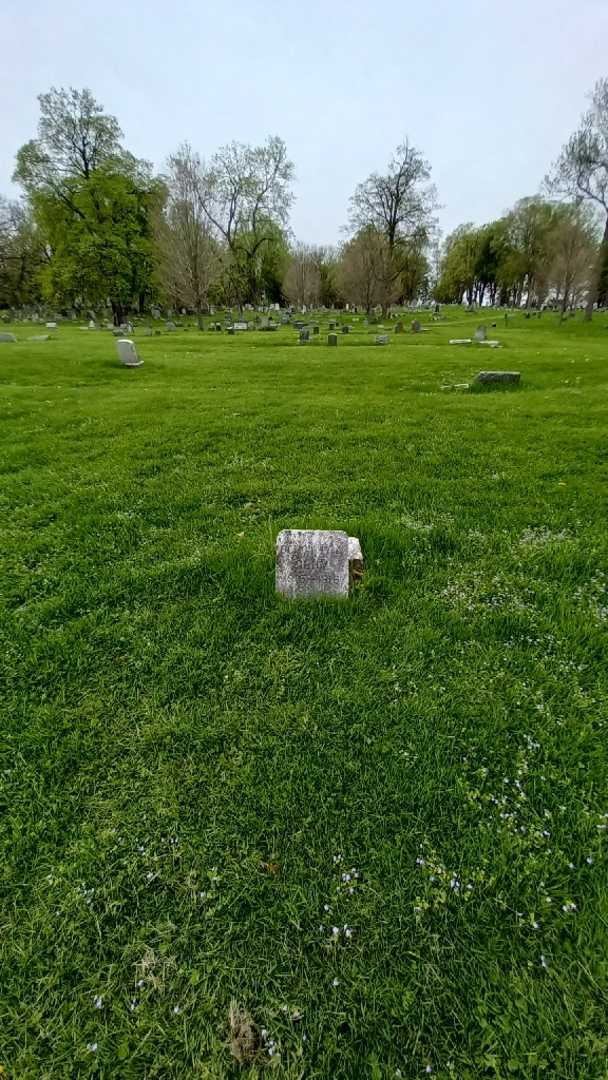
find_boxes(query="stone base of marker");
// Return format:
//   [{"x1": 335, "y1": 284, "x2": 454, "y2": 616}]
[
  {"x1": 0, "y1": 332, "x2": 17, "y2": 343},
  {"x1": 276, "y1": 529, "x2": 363, "y2": 599},
  {"x1": 328, "y1": 333, "x2": 338, "y2": 346},
  {"x1": 449, "y1": 338, "x2": 472, "y2": 345},
  {"x1": 375, "y1": 334, "x2": 389, "y2": 345},
  {"x1": 474, "y1": 370, "x2": 520, "y2": 384},
  {"x1": 116, "y1": 338, "x2": 143, "y2": 367},
  {"x1": 348, "y1": 536, "x2": 364, "y2": 587}
]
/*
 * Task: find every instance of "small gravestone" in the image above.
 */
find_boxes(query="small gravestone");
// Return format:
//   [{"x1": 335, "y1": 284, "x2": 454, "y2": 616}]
[
  {"x1": 449, "y1": 338, "x2": 472, "y2": 345},
  {"x1": 474, "y1": 324, "x2": 487, "y2": 342},
  {"x1": 234, "y1": 321, "x2": 248, "y2": 331},
  {"x1": 375, "y1": 334, "x2": 389, "y2": 345},
  {"x1": 474, "y1": 370, "x2": 520, "y2": 385},
  {"x1": 45, "y1": 322, "x2": 57, "y2": 329},
  {"x1": 329, "y1": 320, "x2": 336, "y2": 330},
  {"x1": 151, "y1": 307, "x2": 161, "y2": 319},
  {"x1": 313, "y1": 325, "x2": 320, "y2": 335},
  {"x1": 29, "y1": 334, "x2": 50, "y2": 342},
  {"x1": 116, "y1": 339, "x2": 143, "y2": 367},
  {"x1": 341, "y1": 325, "x2": 350, "y2": 334},
  {"x1": 299, "y1": 328, "x2": 310, "y2": 343},
  {"x1": 0, "y1": 332, "x2": 17, "y2": 343},
  {"x1": 166, "y1": 321, "x2": 176, "y2": 331},
  {"x1": 328, "y1": 333, "x2": 338, "y2": 346},
  {"x1": 411, "y1": 319, "x2": 421, "y2": 333},
  {"x1": 143, "y1": 326, "x2": 153, "y2": 336},
  {"x1": 394, "y1": 321, "x2": 404, "y2": 333},
  {"x1": 276, "y1": 529, "x2": 363, "y2": 599},
  {"x1": 478, "y1": 340, "x2": 501, "y2": 348},
  {"x1": 88, "y1": 319, "x2": 96, "y2": 330}
]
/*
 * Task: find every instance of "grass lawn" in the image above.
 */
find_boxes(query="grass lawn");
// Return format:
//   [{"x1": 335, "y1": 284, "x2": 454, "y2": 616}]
[{"x1": 1, "y1": 310, "x2": 607, "y2": 1079}]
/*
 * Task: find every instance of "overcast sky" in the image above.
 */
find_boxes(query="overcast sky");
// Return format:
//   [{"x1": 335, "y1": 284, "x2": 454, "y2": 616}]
[{"x1": 2, "y1": 0, "x2": 607, "y2": 244}]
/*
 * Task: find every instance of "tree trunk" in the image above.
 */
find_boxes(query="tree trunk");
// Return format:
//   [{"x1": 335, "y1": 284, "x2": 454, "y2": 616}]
[{"x1": 585, "y1": 215, "x2": 608, "y2": 321}]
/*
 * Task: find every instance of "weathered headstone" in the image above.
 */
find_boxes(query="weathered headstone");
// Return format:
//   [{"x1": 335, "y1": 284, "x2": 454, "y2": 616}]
[
  {"x1": 88, "y1": 319, "x2": 96, "y2": 330},
  {"x1": 0, "y1": 332, "x2": 17, "y2": 343},
  {"x1": 276, "y1": 529, "x2": 363, "y2": 599},
  {"x1": 341, "y1": 325, "x2": 350, "y2": 334},
  {"x1": 45, "y1": 322, "x2": 57, "y2": 329},
  {"x1": 299, "y1": 328, "x2": 310, "y2": 343},
  {"x1": 329, "y1": 320, "x2": 336, "y2": 330},
  {"x1": 375, "y1": 334, "x2": 389, "y2": 345},
  {"x1": 166, "y1": 321, "x2": 177, "y2": 331},
  {"x1": 116, "y1": 338, "x2": 143, "y2": 367},
  {"x1": 327, "y1": 333, "x2": 338, "y2": 346},
  {"x1": 394, "y1": 321, "x2": 404, "y2": 333},
  {"x1": 313, "y1": 325, "x2": 320, "y2": 334},
  {"x1": 474, "y1": 324, "x2": 487, "y2": 342},
  {"x1": 474, "y1": 370, "x2": 520, "y2": 384},
  {"x1": 411, "y1": 319, "x2": 421, "y2": 333},
  {"x1": 234, "y1": 321, "x2": 248, "y2": 331}
]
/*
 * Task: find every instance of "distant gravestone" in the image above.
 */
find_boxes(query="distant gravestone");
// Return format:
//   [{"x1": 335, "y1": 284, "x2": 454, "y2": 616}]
[
  {"x1": 313, "y1": 324, "x2": 320, "y2": 334},
  {"x1": 394, "y1": 321, "x2": 405, "y2": 333},
  {"x1": 46, "y1": 322, "x2": 57, "y2": 329},
  {"x1": 341, "y1": 325, "x2": 350, "y2": 334},
  {"x1": 116, "y1": 338, "x2": 143, "y2": 367},
  {"x1": 449, "y1": 338, "x2": 472, "y2": 345},
  {"x1": 29, "y1": 334, "x2": 50, "y2": 342},
  {"x1": 166, "y1": 321, "x2": 177, "y2": 331},
  {"x1": 328, "y1": 333, "x2": 338, "y2": 346},
  {"x1": 233, "y1": 321, "x2": 249, "y2": 331},
  {"x1": 151, "y1": 307, "x2": 161, "y2": 319},
  {"x1": 143, "y1": 326, "x2": 153, "y2": 336},
  {"x1": 411, "y1": 319, "x2": 421, "y2": 333},
  {"x1": 88, "y1": 319, "x2": 96, "y2": 330},
  {"x1": 474, "y1": 370, "x2": 520, "y2": 384},
  {"x1": 276, "y1": 529, "x2": 363, "y2": 599},
  {"x1": 474, "y1": 324, "x2": 487, "y2": 342},
  {"x1": 0, "y1": 332, "x2": 17, "y2": 343},
  {"x1": 329, "y1": 320, "x2": 336, "y2": 330},
  {"x1": 375, "y1": 334, "x2": 389, "y2": 345},
  {"x1": 299, "y1": 328, "x2": 310, "y2": 343}
]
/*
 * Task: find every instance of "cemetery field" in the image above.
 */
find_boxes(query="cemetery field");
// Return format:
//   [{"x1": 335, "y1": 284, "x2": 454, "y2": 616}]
[{"x1": 1, "y1": 312, "x2": 608, "y2": 1080}]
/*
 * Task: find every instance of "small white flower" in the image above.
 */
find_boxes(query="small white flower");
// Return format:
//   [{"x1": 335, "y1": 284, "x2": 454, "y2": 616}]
[
  {"x1": 425, "y1": 1067, "x2": 433, "y2": 1075},
  {"x1": 93, "y1": 995, "x2": 103, "y2": 1009},
  {"x1": 332, "y1": 977, "x2": 339, "y2": 987},
  {"x1": 586, "y1": 856, "x2": 593, "y2": 865},
  {"x1": 540, "y1": 954, "x2": 549, "y2": 969},
  {"x1": 172, "y1": 1004, "x2": 181, "y2": 1014},
  {"x1": 331, "y1": 926, "x2": 340, "y2": 937},
  {"x1": 323, "y1": 904, "x2": 330, "y2": 912},
  {"x1": 87, "y1": 1042, "x2": 98, "y2": 1053}
]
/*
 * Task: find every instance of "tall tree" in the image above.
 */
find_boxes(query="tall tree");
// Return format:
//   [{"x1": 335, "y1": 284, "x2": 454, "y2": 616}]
[
  {"x1": 196, "y1": 137, "x2": 294, "y2": 306},
  {"x1": 349, "y1": 141, "x2": 437, "y2": 311},
  {"x1": 547, "y1": 77, "x2": 608, "y2": 315},
  {"x1": 13, "y1": 87, "x2": 159, "y2": 322},
  {"x1": 156, "y1": 144, "x2": 220, "y2": 321},
  {"x1": 0, "y1": 198, "x2": 43, "y2": 309},
  {"x1": 339, "y1": 226, "x2": 392, "y2": 313}
]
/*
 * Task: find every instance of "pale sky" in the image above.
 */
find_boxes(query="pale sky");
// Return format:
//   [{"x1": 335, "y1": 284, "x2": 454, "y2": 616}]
[{"x1": 2, "y1": 0, "x2": 607, "y2": 244}]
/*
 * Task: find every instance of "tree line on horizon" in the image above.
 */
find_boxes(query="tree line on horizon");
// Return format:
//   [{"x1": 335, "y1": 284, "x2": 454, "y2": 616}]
[{"x1": 1, "y1": 81, "x2": 608, "y2": 322}]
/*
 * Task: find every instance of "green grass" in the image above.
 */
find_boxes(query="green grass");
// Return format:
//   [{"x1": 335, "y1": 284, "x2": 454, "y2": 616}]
[{"x1": 1, "y1": 310, "x2": 607, "y2": 1079}]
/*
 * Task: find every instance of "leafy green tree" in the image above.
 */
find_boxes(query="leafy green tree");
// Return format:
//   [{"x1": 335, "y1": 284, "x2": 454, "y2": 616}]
[
  {"x1": 0, "y1": 197, "x2": 44, "y2": 309},
  {"x1": 14, "y1": 87, "x2": 159, "y2": 322}
]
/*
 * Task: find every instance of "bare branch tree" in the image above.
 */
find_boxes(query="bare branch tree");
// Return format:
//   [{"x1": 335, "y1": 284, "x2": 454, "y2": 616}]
[{"x1": 547, "y1": 78, "x2": 608, "y2": 315}]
